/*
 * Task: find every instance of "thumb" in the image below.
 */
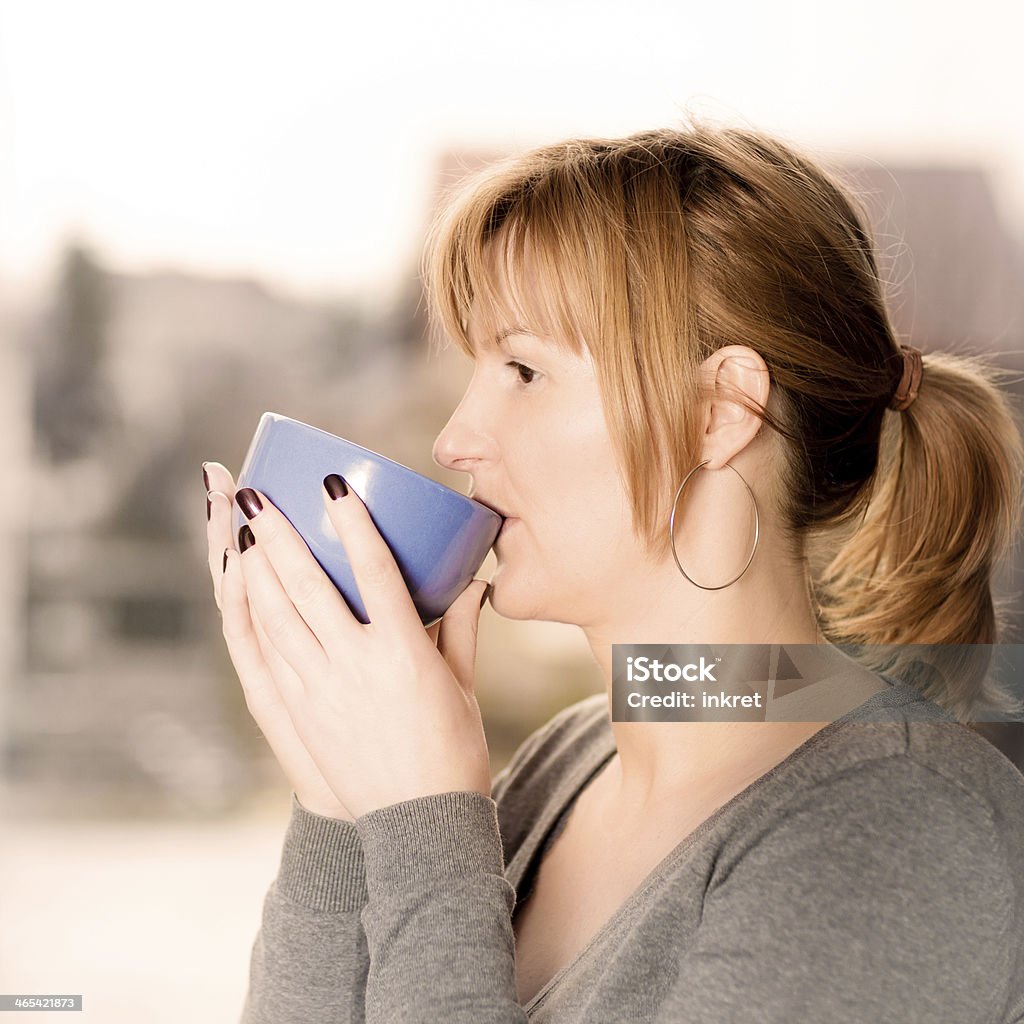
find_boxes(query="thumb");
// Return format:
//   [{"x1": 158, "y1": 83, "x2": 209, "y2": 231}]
[{"x1": 438, "y1": 578, "x2": 490, "y2": 696}]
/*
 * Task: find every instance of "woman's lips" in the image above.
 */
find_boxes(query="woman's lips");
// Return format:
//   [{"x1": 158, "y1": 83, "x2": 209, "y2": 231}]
[
  {"x1": 469, "y1": 495, "x2": 516, "y2": 534},
  {"x1": 474, "y1": 497, "x2": 511, "y2": 518}
]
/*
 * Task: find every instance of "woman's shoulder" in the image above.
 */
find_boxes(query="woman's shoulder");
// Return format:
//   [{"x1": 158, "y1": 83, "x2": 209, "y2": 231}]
[
  {"x1": 823, "y1": 675, "x2": 1024, "y2": 815},
  {"x1": 698, "y1": 718, "x2": 1024, "y2": 1024},
  {"x1": 769, "y1": 677, "x2": 1024, "y2": 820},
  {"x1": 702, "y1": 678, "x2": 1024, "y2": 899},
  {"x1": 737, "y1": 682, "x2": 1024, "y2": 894},
  {"x1": 898, "y1": 714, "x2": 1024, "y2": 831},
  {"x1": 704, "y1": 699, "x2": 1024, "y2": 932},
  {"x1": 814, "y1": 718, "x2": 1024, "y2": 832}
]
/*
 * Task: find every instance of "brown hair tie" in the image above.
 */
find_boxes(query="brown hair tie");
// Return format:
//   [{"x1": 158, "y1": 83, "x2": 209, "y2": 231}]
[{"x1": 889, "y1": 345, "x2": 924, "y2": 412}]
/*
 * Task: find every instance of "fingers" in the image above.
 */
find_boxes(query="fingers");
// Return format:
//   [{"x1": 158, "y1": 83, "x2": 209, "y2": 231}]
[
  {"x1": 234, "y1": 486, "x2": 359, "y2": 655},
  {"x1": 319, "y1": 475, "x2": 424, "y2": 639},
  {"x1": 203, "y1": 461, "x2": 236, "y2": 496},
  {"x1": 223, "y1": 547, "x2": 306, "y2": 731},
  {"x1": 436, "y1": 578, "x2": 489, "y2": 696},
  {"x1": 222, "y1": 548, "x2": 350, "y2": 817},
  {"x1": 207, "y1": 492, "x2": 234, "y2": 610},
  {"x1": 221, "y1": 547, "x2": 292, "y2": 716},
  {"x1": 236, "y1": 528, "x2": 331, "y2": 679},
  {"x1": 246, "y1": 578, "x2": 308, "y2": 702},
  {"x1": 204, "y1": 462, "x2": 237, "y2": 612}
]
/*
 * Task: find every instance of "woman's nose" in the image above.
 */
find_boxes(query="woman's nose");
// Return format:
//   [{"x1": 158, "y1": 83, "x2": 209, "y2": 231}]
[{"x1": 432, "y1": 401, "x2": 497, "y2": 472}]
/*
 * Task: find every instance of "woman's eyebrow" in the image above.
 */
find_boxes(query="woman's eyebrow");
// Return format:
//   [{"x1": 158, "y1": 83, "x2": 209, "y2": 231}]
[
  {"x1": 465, "y1": 323, "x2": 534, "y2": 355},
  {"x1": 493, "y1": 324, "x2": 536, "y2": 348}
]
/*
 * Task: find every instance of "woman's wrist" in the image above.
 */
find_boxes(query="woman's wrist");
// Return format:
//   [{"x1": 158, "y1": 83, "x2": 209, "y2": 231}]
[
  {"x1": 354, "y1": 790, "x2": 503, "y2": 896},
  {"x1": 294, "y1": 790, "x2": 355, "y2": 822}
]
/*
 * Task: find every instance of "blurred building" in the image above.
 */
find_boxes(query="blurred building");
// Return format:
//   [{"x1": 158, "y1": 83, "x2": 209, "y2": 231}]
[
  {"x1": 0, "y1": 301, "x2": 32, "y2": 787},
  {"x1": 846, "y1": 164, "x2": 1024, "y2": 367},
  {"x1": 4, "y1": 261, "x2": 417, "y2": 816}
]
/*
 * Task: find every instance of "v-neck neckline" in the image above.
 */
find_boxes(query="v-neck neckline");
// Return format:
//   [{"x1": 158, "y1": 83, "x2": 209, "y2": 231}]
[{"x1": 513, "y1": 676, "x2": 923, "y2": 1015}]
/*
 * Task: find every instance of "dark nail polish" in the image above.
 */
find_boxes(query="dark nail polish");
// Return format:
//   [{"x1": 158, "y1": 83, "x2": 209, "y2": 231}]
[
  {"x1": 222, "y1": 548, "x2": 229, "y2": 572},
  {"x1": 202, "y1": 463, "x2": 210, "y2": 490},
  {"x1": 323, "y1": 473, "x2": 348, "y2": 499},
  {"x1": 238, "y1": 524, "x2": 255, "y2": 553},
  {"x1": 236, "y1": 488, "x2": 263, "y2": 520},
  {"x1": 206, "y1": 494, "x2": 211, "y2": 521}
]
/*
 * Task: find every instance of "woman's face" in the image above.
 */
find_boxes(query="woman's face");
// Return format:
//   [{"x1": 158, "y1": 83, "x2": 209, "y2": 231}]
[{"x1": 431, "y1": 310, "x2": 647, "y2": 627}]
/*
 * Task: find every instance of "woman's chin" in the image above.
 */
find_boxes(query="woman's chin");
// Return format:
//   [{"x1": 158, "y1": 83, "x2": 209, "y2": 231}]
[
  {"x1": 484, "y1": 575, "x2": 552, "y2": 624},
  {"x1": 482, "y1": 573, "x2": 519, "y2": 620}
]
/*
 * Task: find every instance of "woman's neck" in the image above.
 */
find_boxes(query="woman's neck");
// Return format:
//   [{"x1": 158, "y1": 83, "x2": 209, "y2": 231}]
[{"x1": 577, "y1": 556, "x2": 883, "y2": 812}]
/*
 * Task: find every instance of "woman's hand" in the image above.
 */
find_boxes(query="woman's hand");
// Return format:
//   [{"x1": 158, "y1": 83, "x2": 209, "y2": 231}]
[
  {"x1": 204, "y1": 461, "x2": 355, "y2": 821},
  {"x1": 208, "y1": 465, "x2": 493, "y2": 820}
]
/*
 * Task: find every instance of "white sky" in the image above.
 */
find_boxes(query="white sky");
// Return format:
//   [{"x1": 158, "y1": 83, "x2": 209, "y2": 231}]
[{"x1": 1, "y1": 0, "x2": 1022, "y2": 309}]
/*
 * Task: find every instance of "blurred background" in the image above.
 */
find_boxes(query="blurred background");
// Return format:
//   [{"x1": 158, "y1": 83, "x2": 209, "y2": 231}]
[{"x1": 1, "y1": 0, "x2": 1022, "y2": 1019}]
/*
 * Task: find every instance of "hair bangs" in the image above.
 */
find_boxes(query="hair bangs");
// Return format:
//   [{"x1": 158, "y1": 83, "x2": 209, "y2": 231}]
[{"x1": 422, "y1": 164, "x2": 604, "y2": 363}]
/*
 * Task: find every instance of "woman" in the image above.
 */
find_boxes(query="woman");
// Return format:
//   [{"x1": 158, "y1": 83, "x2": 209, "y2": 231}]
[{"x1": 204, "y1": 123, "x2": 1024, "y2": 1022}]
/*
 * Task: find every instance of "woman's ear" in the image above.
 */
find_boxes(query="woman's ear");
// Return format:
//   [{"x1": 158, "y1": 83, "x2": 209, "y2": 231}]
[{"x1": 699, "y1": 345, "x2": 770, "y2": 468}]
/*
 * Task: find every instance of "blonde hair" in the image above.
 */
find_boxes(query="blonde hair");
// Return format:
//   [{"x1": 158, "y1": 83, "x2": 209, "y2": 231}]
[{"x1": 421, "y1": 122, "x2": 1024, "y2": 722}]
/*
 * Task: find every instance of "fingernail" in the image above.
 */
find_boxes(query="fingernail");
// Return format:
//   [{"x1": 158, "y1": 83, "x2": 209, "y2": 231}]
[
  {"x1": 323, "y1": 474, "x2": 348, "y2": 500},
  {"x1": 222, "y1": 548, "x2": 229, "y2": 572},
  {"x1": 238, "y1": 524, "x2": 255, "y2": 553},
  {"x1": 236, "y1": 488, "x2": 263, "y2": 520},
  {"x1": 202, "y1": 462, "x2": 210, "y2": 490}
]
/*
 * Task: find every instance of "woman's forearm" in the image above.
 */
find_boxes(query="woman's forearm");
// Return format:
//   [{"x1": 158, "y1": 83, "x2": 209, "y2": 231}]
[
  {"x1": 241, "y1": 793, "x2": 370, "y2": 1024},
  {"x1": 355, "y1": 790, "x2": 527, "y2": 1024}
]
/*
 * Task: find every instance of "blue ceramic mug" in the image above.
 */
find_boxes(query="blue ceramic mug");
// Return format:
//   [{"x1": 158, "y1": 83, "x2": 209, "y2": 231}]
[{"x1": 231, "y1": 412, "x2": 503, "y2": 628}]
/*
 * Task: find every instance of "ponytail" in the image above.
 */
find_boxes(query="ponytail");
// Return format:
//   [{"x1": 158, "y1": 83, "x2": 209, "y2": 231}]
[{"x1": 817, "y1": 351, "x2": 1024, "y2": 722}]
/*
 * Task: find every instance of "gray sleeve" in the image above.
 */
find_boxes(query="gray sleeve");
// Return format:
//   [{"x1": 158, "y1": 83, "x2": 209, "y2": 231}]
[
  {"x1": 355, "y1": 790, "x2": 528, "y2": 1023},
  {"x1": 238, "y1": 708, "x2": 579, "y2": 1024},
  {"x1": 658, "y1": 757, "x2": 1016, "y2": 1024},
  {"x1": 240, "y1": 792, "x2": 370, "y2": 1024}
]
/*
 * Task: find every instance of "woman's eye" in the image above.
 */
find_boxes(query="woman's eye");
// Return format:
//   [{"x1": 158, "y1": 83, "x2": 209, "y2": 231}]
[{"x1": 506, "y1": 360, "x2": 537, "y2": 386}]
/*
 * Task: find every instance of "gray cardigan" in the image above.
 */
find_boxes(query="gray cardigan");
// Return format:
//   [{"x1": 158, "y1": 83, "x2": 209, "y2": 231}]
[{"x1": 240, "y1": 679, "x2": 1024, "y2": 1023}]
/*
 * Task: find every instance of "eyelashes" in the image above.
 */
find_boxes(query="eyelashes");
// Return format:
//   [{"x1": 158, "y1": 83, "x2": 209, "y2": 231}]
[{"x1": 506, "y1": 360, "x2": 538, "y2": 386}]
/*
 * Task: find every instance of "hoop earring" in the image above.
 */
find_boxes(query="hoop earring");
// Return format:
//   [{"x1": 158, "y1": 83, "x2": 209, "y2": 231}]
[{"x1": 668, "y1": 459, "x2": 760, "y2": 591}]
